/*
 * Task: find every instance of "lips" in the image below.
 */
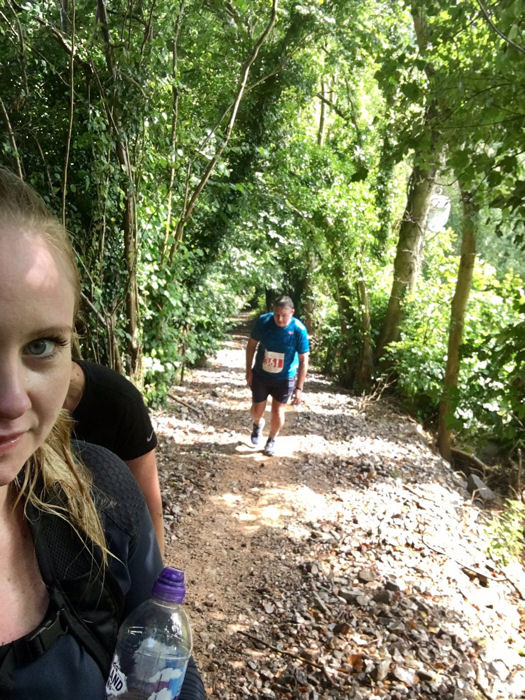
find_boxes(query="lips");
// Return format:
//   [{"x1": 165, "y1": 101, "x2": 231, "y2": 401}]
[{"x1": 0, "y1": 431, "x2": 25, "y2": 455}]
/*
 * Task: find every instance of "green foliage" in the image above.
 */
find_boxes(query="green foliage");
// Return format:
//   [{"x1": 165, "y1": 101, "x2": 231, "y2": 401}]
[
  {"x1": 1, "y1": 0, "x2": 523, "y2": 461},
  {"x1": 458, "y1": 281, "x2": 525, "y2": 452},
  {"x1": 385, "y1": 228, "x2": 458, "y2": 419},
  {"x1": 139, "y1": 246, "x2": 239, "y2": 405},
  {"x1": 386, "y1": 229, "x2": 524, "y2": 452},
  {"x1": 486, "y1": 499, "x2": 525, "y2": 567}
]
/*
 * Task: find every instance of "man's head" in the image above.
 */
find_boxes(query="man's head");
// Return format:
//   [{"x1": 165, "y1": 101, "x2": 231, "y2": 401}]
[{"x1": 273, "y1": 295, "x2": 294, "y2": 327}]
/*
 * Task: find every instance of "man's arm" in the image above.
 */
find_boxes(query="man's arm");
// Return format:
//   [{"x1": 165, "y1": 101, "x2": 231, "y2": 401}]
[
  {"x1": 246, "y1": 337, "x2": 259, "y2": 387},
  {"x1": 293, "y1": 352, "x2": 309, "y2": 405},
  {"x1": 125, "y1": 449, "x2": 165, "y2": 559}
]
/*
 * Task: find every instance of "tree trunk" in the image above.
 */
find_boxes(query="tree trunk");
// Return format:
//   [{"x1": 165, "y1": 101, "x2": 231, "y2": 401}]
[
  {"x1": 354, "y1": 264, "x2": 374, "y2": 391},
  {"x1": 123, "y1": 188, "x2": 140, "y2": 374},
  {"x1": 60, "y1": 0, "x2": 69, "y2": 32},
  {"x1": 375, "y1": 113, "x2": 395, "y2": 259},
  {"x1": 0, "y1": 98, "x2": 23, "y2": 178},
  {"x1": 97, "y1": 0, "x2": 140, "y2": 376},
  {"x1": 301, "y1": 253, "x2": 317, "y2": 335},
  {"x1": 437, "y1": 189, "x2": 477, "y2": 461},
  {"x1": 375, "y1": 162, "x2": 438, "y2": 359},
  {"x1": 374, "y1": 1, "x2": 443, "y2": 361},
  {"x1": 162, "y1": 1, "x2": 185, "y2": 262},
  {"x1": 317, "y1": 79, "x2": 327, "y2": 146},
  {"x1": 331, "y1": 256, "x2": 355, "y2": 385}
]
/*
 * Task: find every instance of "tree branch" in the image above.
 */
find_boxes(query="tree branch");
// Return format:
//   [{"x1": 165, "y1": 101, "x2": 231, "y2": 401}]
[
  {"x1": 5, "y1": 0, "x2": 29, "y2": 95},
  {"x1": 80, "y1": 290, "x2": 109, "y2": 327},
  {"x1": 437, "y1": 114, "x2": 524, "y2": 130},
  {"x1": 476, "y1": 0, "x2": 525, "y2": 55},
  {"x1": 0, "y1": 98, "x2": 23, "y2": 178},
  {"x1": 62, "y1": 0, "x2": 76, "y2": 225},
  {"x1": 140, "y1": 0, "x2": 157, "y2": 57},
  {"x1": 168, "y1": 0, "x2": 279, "y2": 261},
  {"x1": 28, "y1": 128, "x2": 53, "y2": 191},
  {"x1": 162, "y1": 0, "x2": 186, "y2": 262},
  {"x1": 238, "y1": 630, "x2": 337, "y2": 676},
  {"x1": 316, "y1": 91, "x2": 348, "y2": 120}
]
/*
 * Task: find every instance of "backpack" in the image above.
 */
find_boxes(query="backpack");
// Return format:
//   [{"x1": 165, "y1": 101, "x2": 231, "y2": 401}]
[{"x1": 0, "y1": 441, "x2": 144, "y2": 695}]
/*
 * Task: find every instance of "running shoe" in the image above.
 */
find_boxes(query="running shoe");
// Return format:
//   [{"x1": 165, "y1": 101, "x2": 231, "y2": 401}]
[
  {"x1": 263, "y1": 437, "x2": 276, "y2": 456},
  {"x1": 250, "y1": 418, "x2": 265, "y2": 445}
]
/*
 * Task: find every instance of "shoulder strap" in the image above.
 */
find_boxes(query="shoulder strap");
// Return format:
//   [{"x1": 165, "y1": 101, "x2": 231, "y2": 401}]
[
  {"x1": 0, "y1": 578, "x2": 121, "y2": 695},
  {"x1": 28, "y1": 500, "x2": 124, "y2": 676},
  {"x1": 0, "y1": 602, "x2": 69, "y2": 695},
  {"x1": 0, "y1": 497, "x2": 123, "y2": 693},
  {"x1": 0, "y1": 441, "x2": 146, "y2": 692}
]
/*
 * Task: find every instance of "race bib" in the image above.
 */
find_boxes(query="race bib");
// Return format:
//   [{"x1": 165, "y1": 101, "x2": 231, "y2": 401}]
[{"x1": 263, "y1": 350, "x2": 285, "y2": 373}]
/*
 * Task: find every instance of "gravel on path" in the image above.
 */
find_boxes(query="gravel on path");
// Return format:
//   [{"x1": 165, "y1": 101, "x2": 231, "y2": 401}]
[{"x1": 154, "y1": 317, "x2": 525, "y2": 699}]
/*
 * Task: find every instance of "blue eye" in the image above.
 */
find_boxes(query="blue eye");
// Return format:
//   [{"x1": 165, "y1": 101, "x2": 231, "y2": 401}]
[
  {"x1": 25, "y1": 337, "x2": 68, "y2": 358},
  {"x1": 26, "y1": 339, "x2": 56, "y2": 357}
]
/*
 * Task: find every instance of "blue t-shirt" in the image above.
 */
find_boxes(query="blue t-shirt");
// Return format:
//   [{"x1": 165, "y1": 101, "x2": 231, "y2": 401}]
[{"x1": 251, "y1": 313, "x2": 309, "y2": 380}]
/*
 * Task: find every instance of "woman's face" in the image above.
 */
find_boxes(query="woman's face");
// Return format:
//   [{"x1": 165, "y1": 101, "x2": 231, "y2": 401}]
[{"x1": 0, "y1": 222, "x2": 75, "y2": 486}]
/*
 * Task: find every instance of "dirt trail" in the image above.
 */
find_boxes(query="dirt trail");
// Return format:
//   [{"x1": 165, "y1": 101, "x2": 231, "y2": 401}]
[{"x1": 153, "y1": 315, "x2": 525, "y2": 699}]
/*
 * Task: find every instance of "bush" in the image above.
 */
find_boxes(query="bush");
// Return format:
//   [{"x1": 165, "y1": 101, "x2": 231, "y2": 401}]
[
  {"x1": 140, "y1": 249, "x2": 241, "y2": 406},
  {"x1": 386, "y1": 234, "x2": 524, "y2": 452},
  {"x1": 486, "y1": 498, "x2": 525, "y2": 566}
]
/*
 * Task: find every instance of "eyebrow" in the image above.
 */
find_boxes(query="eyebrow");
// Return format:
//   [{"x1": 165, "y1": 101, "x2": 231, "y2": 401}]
[{"x1": 31, "y1": 325, "x2": 73, "y2": 337}]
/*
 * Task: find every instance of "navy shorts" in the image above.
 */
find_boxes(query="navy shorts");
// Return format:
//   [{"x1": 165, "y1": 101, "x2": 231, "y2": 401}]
[{"x1": 251, "y1": 371, "x2": 295, "y2": 405}]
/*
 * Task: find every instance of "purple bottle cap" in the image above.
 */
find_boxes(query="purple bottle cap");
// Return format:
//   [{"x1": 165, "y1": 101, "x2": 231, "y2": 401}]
[{"x1": 152, "y1": 567, "x2": 186, "y2": 604}]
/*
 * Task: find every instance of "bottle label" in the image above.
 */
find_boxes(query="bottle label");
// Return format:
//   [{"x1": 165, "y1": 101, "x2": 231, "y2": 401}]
[
  {"x1": 105, "y1": 650, "x2": 189, "y2": 699},
  {"x1": 148, "y1": 663, "x2": 187, "y2": 698},
  {"x1": 106, "y1": 654, "x2": 127, "y2": 696}
]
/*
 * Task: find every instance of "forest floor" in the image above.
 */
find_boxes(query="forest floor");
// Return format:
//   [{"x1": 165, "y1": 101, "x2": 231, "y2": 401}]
[{"x1": 154, "y1": 314, "x2": 525, "y2": 700}]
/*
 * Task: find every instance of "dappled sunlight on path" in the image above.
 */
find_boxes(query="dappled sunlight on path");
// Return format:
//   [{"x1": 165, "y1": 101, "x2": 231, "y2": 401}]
[
  {"x1": 155, "y1": 314, "x2": 525, "y2": 699},
  {"x1": 213, "y1": 483, "x2": 346, "y2": 537}
]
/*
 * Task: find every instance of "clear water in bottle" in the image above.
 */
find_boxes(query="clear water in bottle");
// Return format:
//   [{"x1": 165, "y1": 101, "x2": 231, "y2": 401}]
[{"x1": 106, "y1": 567, "x2": 192, "y2": 699}]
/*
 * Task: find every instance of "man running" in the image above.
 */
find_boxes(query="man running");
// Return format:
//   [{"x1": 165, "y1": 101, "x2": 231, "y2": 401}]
[{"x1": 246, "y1": 295, "x2": 309, "y2": 456}]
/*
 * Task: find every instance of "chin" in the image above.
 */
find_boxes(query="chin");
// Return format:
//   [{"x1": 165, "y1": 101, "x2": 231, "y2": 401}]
[{"x1": 0, "y1": 436, "x2": 35, "y2": 482}]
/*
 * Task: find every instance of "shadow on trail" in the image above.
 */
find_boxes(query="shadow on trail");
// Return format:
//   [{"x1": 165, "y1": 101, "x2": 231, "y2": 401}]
[
  {"x1": 158, "y1": 314, "x2": 524, "y2": 699},
  {"x1": 184, "y1": 379, "x2": 245, "y2": 395}
]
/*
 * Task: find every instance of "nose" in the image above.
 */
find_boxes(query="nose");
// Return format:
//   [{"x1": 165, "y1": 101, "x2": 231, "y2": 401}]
[{"x1": 0, "y1": 359, "x2": 32, "y2": 420}]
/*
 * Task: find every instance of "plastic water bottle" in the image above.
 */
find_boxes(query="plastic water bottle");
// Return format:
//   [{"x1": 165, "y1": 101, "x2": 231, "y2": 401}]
[{"x1": 106, "y1": 567, "x2": 193, "y2": 699}]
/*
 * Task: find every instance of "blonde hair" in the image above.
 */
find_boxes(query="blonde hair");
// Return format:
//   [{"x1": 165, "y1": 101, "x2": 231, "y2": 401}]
[
  {"x1": 0, "y1": 168, "x2": 107, "y2": 560},
  {"x1": 0, "y1": 167, "x2": 81, "y2": 314}
]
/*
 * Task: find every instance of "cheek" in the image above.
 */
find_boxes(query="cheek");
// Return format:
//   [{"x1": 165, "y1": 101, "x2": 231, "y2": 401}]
[
  {"x1": 32, "y1": 359, "x2": 72, "y2": 429},
  {"x1": 54, "y1": 354, "x2": 73, "y2": 405}
]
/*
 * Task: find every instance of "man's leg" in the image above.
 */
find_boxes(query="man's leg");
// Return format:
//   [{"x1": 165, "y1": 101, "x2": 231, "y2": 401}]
[
  {"x1": 249, "y1": 373, "x2": 269, "y2": 445},
  {"x1": 268, "y1": 398, "x2": 286, "y2": 439},
  {"x1": 251, "y1": 400, "x2": 267, "y2": 424},
  {"x1": 250, "y1": 399, "x2": 267, "y2": 445},
  {"x1": 263, "y1": 378, "x2": 295, "y2": 455},
  {"x1": 263, "y1": 399, "x2": 287, "y2": 455}
]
